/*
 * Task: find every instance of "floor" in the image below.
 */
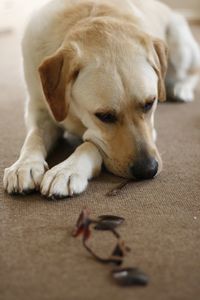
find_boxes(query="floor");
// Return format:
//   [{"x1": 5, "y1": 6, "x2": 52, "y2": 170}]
[{"x1": 0, "y1": 8, "x2": 200, "y2": 300}]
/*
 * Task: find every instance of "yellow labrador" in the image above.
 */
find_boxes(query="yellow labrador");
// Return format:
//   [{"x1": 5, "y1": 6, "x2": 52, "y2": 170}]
[{"x1": 3, "y1": 0, "x2": 200, "y2": 198}]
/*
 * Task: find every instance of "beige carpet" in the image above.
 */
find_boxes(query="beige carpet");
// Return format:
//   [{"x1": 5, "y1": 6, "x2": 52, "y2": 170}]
[{"x1": 0, "y1": 24, "x2": 200, "y2": 300}]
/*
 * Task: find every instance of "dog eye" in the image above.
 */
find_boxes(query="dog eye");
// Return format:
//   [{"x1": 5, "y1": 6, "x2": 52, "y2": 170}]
[
  {"x1": 143, "y1": 100, "x2": 155, "y2": 113},
  {"x1": 95, "y1": 112, "x2": 117, "y2": 123}
]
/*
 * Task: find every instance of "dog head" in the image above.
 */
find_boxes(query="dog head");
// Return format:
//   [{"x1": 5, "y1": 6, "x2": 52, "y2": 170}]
[{"x1": 39, "y1": 17, "x2": 168, "y2": 179}]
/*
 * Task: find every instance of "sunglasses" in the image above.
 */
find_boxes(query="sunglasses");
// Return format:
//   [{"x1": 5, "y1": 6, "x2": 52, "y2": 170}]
[{"x1": 72, "y1": 208, "x2": 149, "y2": 287}]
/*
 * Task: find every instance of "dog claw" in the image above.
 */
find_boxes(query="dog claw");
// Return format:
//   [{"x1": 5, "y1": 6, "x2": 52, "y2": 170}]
[{"x1": 48, "y1": 193, "x2": 69, "y2": 200}]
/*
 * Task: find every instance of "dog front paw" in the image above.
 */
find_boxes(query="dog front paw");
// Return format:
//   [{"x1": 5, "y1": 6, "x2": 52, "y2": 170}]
[
  {"x1": 3, "y1": 159, "x2": 48, "y2": 195},
  {"x1": 40, "y1": 163, "x2": 88, "y2": 199}
]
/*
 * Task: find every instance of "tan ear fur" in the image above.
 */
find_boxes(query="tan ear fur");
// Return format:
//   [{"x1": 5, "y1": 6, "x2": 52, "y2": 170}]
[
  {"x1": 153, "y1": 39, "x2": 168, "y2": 101},
  {"x1": 39, "y1": 48, "x2": 80, "y2": 122}
]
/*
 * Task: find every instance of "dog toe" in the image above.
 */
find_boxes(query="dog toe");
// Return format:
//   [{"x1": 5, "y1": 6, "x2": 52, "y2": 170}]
[{"x1": 68, "y1": 174, "x2": 88, "y2": 196}]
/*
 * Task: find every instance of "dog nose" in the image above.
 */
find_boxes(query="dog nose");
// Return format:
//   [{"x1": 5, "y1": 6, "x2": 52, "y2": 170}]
[{"x1": 130, "y1": 157, "x2": 158, "y2": 180}]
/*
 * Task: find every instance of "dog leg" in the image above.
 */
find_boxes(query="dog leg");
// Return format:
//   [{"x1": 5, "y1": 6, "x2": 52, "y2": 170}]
[
  {"x1": 166, "y1": 13, "x2": 200, "y2": 102},
  {"x1": 3, "y1": 105, "x2": 61, "y2": 195},
  {"x1": 40, "y1": 141, "x2": 103, "y2": 199}
]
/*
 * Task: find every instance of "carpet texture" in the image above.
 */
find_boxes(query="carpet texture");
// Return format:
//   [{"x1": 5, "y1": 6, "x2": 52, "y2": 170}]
[{"x1": 0, "y1": 26, "x2": 200, "y2": 300}]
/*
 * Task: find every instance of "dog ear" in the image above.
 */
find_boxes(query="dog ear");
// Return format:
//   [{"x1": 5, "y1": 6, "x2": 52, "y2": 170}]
[
  {"x1": 152, "y1": 39, "x2": 168, "y2": 102},
  {"x1": 39, "y1": 48, "x2": 80, "y2": 122}
]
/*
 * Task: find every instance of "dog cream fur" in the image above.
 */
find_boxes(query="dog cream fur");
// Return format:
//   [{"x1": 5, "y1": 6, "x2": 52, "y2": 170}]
[{"x1": 3, "y1": 0, "x2": 200, "y2": 198}]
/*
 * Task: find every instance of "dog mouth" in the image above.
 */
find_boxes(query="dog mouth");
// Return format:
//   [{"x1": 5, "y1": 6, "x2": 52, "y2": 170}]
[
  {"x1": 84, "y1": 138, "x2": 130, "y2": 177},
  {"x1": 85, "y1": 137, "x2": 110, "y2": 159},
  {"x1": 85, "y1": 137, "x2": 161, "y2": 179}
]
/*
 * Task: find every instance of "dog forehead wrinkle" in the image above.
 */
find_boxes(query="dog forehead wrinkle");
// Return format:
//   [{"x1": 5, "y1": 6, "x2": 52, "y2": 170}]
[
  {"x1": 123, "y1": 61, "x2": 158, "y2": 103},
  {"x1": 73, "y1": 61, "x2": 124, "y2": 108}
]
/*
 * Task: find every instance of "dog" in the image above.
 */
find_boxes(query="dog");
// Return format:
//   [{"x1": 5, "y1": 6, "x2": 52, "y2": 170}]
[{"x1": 3, "y1": 0, "x2": 200, "y2": 199}]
